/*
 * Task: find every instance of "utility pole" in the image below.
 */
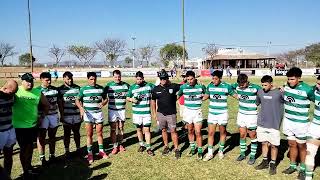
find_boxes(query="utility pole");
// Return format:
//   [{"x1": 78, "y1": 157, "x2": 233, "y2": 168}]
[
  {"x1": 132, "y1": 37, "x2": 136, "y2": 68},
  {"x1": 27, "y1": 0, "x2": 34, "y2": 72},
  {"x1": 182, "y1": 0, "x2": 186, "y2": 69}
]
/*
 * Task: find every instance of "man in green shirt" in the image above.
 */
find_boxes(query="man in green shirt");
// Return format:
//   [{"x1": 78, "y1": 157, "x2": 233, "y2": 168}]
[
  {"x1": 12, "y1": 73, "x2": 49, "y2": 179},
  {"x1": 105, "y1": 70, "x2": 130, "y2": 155},
  {"x1": 126, "y1": 71, "x2": 155, "y2": 156},
  {"x1": 76, "y1": 72, "x2": 108, "y2": 164},
  {"x1": 36, "y1": 72, "x2": 60, "y2": 165},
  {"x1": 58, "y1": 71, "x2": 81, "y2": 158}
]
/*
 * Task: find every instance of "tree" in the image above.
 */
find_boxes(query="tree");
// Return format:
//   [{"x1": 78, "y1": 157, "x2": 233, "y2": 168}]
[
  {"x1": 305, "y1": 43, "x2": 320, "y2": 67},
  {"x1": 49, "y1": 44, "x2": 65, "y2": 67},
  {"x1": 138, "y1": 45, "x2": 154, "y2": 67},
  {"x1": 19, "y1": 53, "x2": 35, "y2": 66},
  {"x1": 0, "y1": 42, "x2": 17, "y2": 66},
  {"x1": 202, "y1": 43, "x2": 218, "y2": 60},
  {"x1": 68, "y1": 45, "x2": 97, "y2": 66},
  {"x1": 95, "y1": 38, "x2": 126, "y2": 66},
  {"x1": 159, "y1": 44, "x2": 187, "y2": 67},
  {"x1": 124, "y1": 56, "x2": 133, "y2": 64}
]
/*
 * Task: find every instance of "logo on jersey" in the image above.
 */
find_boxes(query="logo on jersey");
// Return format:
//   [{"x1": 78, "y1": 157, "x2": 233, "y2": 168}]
[
  {"x1": 90, "y1": 96, "x2": 99, "y2": 101},
  {"x1": 189, "y1": 94, "x2": 196, "y2": 100},
  {"x1": 240, "y1": 94, "x2": 249, "y2": 100},
  {"x1": 213, "y1": 94, "x2": 221, "y2": 99},
  {"x1": 286, "y1": 96, "x2": 295, "y2": 103},
  {"x1": 169, "y1": 89, "x2": 173, "y2": 94},
  {"x1": 114, "y1": 92, "x2": 124, "y2": 98},
  {"x1": 47, "y1": 97, "x2": 55, "y2": 103},
  {"x1": 65, "y1": 96, "x2": 76, "y2": 101}
]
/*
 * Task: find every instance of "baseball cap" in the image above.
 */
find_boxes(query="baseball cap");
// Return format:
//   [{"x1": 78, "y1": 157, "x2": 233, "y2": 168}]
[
  {"x1": 181, "y1": 70, "x2": 187, "y2": 77},
  {"x1": 159, "y1": 70, "x2": 169, "y2": 79},
  {"x1": 21, "y1": 73, "x2": 34, "y2": 82}
]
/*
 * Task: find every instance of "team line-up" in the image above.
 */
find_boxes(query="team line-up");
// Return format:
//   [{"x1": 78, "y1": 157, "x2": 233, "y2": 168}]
[{"x1": 0, "y1": 67, "x2": 319, "y2": 180}]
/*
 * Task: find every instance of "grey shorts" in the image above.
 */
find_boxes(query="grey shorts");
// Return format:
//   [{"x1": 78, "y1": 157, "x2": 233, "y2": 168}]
[{"x1": 157, "y1": 112, "x2": 177, "y2": 130}]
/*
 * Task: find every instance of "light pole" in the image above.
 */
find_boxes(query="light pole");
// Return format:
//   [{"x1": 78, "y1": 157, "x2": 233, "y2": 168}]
[
  {"x1": 132, "y1": 37, "x2": 136, "y2": 68},
  {"x1": 27, "y1": 0, "x2": 34, "y2": 73},
  {"x1": 182, "y1": 0, "x2": 186, "y2": 69}
]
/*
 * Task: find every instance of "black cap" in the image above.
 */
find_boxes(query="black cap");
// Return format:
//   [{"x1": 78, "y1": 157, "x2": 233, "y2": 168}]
[
  {"x1": 21, "y1": 73, "x2": 34, "y2": 82},
  {"x1": 159, "y1": 70, "x2": 169, "y2": 79}
]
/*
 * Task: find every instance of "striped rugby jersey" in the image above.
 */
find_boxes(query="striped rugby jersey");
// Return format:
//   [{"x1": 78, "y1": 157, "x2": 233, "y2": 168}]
[
  {"x1": 232, "y1": 83, "x2": 261, "y2": 115},
  {"x1": 105, "y1": 81, "x2": 130, "y2": 110},
  {"x1": 178, "y1": 83, "x2": 206, "y2": 110},
  {"x1": 77, "y1": 84, "x2": 106, "y2": 113},
  {"x1": 284, "y1": 82, "x2": 314, "y2": 123},
  {"x1": 36, "y1": 85, "x2": 59, "y2": 115},
  {"x1": 313, "y1": 86, "x2": 320, "y2": 125},
  {"x1": 58, "y1": 84, "x2": 80, "y2": 117},
  {"x1": 0, "y1": 92, "x2": 14, "y2": 132},
  {"x1": 205, "y1": 82, "x2": 234, "y2": 115},
  {"x1": 127, "y1": 81, "x2": 154, "y2": 115}
]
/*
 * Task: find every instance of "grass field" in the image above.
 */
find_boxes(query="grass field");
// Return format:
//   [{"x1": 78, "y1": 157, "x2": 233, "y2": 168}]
[{"x1": 0, "y1": 76, "x2": 320, "y2": 180}]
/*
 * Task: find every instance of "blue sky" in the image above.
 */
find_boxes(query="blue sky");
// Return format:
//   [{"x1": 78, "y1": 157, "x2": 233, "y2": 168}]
[{"x1": 1, "y1": 0, "x2": 320, "y2": 64}]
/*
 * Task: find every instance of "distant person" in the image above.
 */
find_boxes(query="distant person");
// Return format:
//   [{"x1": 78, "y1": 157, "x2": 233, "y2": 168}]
[
  {"x1": 255, "y1": 75, "x2": 284, "y2": 175},
  {"x1": 54, "y1": 69, "x2": 58, "y2": 81},
  {"x1": 12, "y1": 73, "x2": 49, "y2": 179},
  {"x1": 0, "y1": 80, "x2": 18, "y2": 178},
  {"x1": 226, "y1": 65, "x2": 232, "y2": 79}
]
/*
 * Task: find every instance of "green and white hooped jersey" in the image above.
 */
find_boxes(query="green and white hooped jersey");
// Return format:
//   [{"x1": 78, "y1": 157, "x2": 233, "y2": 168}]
[
  {"x1": 233, "y1": 83, "x2": 261, "y2": 115},
  {"x1": 36, "y1": 85, "x2": 59, "y2": 115},
  {"x1": 313, "y1": 87, "x2": 320, "y2": 125},
  {"x1": 178, "y1": 83, "x2": 206, "y2": 110},
  {"x1": 127, "y1": 82, "x2": 154, "y2": 115},
  {"x1": 105, "y1": 81, "x2": 130, "y2": 110},
  {"x1": 58, "y1": 84, "x2": 80, "y2": 117},
  {"x1": 78, "y1": 84, "x2": 106, "y2": 113},
  {"x1": 206, "y1": 82, "x2": 234, "y2": 115},
  {"x1": 284, "y1": 82, "x2": 314, "y2": 123}
]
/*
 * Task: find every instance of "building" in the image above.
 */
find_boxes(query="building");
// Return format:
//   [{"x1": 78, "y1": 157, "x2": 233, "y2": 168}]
[{"x1": 202, "y1": 48, "x2": 276, "y2": 69}]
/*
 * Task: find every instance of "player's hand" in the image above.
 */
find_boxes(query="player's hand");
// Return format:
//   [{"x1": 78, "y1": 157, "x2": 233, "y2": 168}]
[
  {"x1": 153, "y1": 114, "x2": 158, "y2": 122},
  {"x1": 131, "y1": 98, "x2": 138, "y2": 103},
  {"x1": 279, "y1": 86, "x2": 284, "y2": 93},
  {"x1": 98, "y1": 103, "x2": 104, "y2": 108},
  {"x1": 79, "y1": 108, "x2": 84, "y2": 119}
]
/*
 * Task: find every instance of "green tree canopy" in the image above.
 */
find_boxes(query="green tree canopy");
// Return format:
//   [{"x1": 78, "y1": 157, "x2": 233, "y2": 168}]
[
  {"x1": 159, "y1": 44, "x2": 187, "y2": 67},
  {"x1": 19, "y1": 53, "x2": 35, "y2": 66},
  {"x1": 305, "y1": 43, "x2": 320, "y2": 67}
]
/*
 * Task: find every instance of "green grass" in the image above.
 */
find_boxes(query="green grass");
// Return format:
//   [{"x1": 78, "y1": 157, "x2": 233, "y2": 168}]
[{"x1": 1, "y1": 76, "x2": 320, "y2": 180}]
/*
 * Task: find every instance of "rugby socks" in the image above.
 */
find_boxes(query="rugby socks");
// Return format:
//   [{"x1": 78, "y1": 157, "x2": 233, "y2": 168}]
[
  {"x1": 207, "y1": 146, "x2": 213, "y2": 155},
  {"x1": 139, "y1": 141, "x2": 144, "y2": 147},
  {"x1": 113, "y1": 143, "x2": 118, "y2": 149},
  {"x1": 190, "y1": 142, "x2": 196, "y2": 152},
  {"x1": 270, "y1": 160, "x2": 276, "y2": 164},
  {"x1": 290, "y1": 162, "x2": 297, "y2": 169},
  {"x1": 240, "y1": 139, "x2": 246, "y2": 156},
  {"x1": 198, "y1": 147, "x2": 203, "y2": 154},
  {"x1": 219, "y1": 142, "x2": 225, "y2": 152},
  {"x1": 300, "y1": 163, "x2": 306, "y2": 172},
  {"x1": 87, "y1": 145, "x2": 93, "y2": 154},
  {"x1": 99, "y1": 144, "x2": 104, "y2": 152},
  {"x1": 145, "y1": 144, "x2": 151, "y2": 150},
  {"x1": 250, "y1": 139, "x2": 258, "y2": 158},
  {"x1": 39, "y1": 153, "x2": 45, "y2": 160}
]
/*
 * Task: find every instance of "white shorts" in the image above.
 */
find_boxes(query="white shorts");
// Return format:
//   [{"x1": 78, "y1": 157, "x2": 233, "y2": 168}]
[
  {"x1": 282, "y1": 118, "x2": 308, "y2": 143},
  {"x1": 63, "y1": 115, "x2": 82, "y2": 125},
  {"x1": 40, "y1": 114, "x2": 59, "y2": 129},
  {"x1": 83, "y1": 111, "x2": 104, "y2": 124},
  {"x1": 179, "y1": 105, "x2": 184, "y2": 118},
  {"x1": 237, "y1": 113, "x2": 257, "y2": 130},
  {"x1": 0, "y1": 128, "x2": 16, "y2": 150},
  {"x1": 306, "y1": 123, "x2": 320, "y2": 140},
  {"x1": 183, "y1": 108, "x2": 203, "y2": 124},
  {"x1": 208, "y1": 113, "x2": 228, "y2": 126},
  {"x1": 257, "y1": 126, "x2": 281, "y2": 146},
  {"x1": 132, "y1": 114, "x2": 151, "y2": 127},
  {"x1": 108, "y1": 109, "x2": 126, "y2": 123}
]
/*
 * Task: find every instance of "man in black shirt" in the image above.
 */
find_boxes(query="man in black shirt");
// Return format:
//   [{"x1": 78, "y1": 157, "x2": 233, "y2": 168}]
[{"x1": 151, "y1": 70, "x2": 181, "y2": 159}]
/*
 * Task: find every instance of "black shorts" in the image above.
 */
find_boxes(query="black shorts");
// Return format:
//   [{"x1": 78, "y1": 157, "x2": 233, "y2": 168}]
[{"x1": 15, "y1": 127, "x2": 38, "y2": 147}]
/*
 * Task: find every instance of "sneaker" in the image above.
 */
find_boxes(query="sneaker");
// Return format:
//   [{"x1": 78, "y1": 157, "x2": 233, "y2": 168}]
[
  {"x1": 119, "y1": 145, "x2": 126, "y2": 152},
  {"x1": 147, "y1": 149, "x2": 155, "y2": 156},
  {"x1": 255, "y1": 159, "x2": 269, "y2": 170},
  {"x1": 98, "y1": 151, "x2": 109, "y2": 159},
  {"x1": 111, "y1": 147, "x2": 118, "y2": 155},
  {"x1": 282, "y1": 166, "x2": 296, "y2": 174},
  {"x1": 138, "y1": 146, "x2": 146, "y2": 153},
  {"x1": 203, "y1": 154, "x2": 213, "y2": 161},
  {"x1": 162, "y1": 146, "x2": 170, "y2": 156},
  {"x1": 236, "y1": 154, "x2": 246, "y2": 161},
  {"x1": 65, "y1": 152, "x2": 71, "y2": 160},
  {"x1": 40, "y1": 157, "x2": 47, "y2": 166},
  {"x1": 297, "y1": 171, "x2": 306, "y2": 180},
  {"x1": 87, "y1": 153, "x2": 93, "y2": 164},
  {"x1": 247, "y1": 156, "x2": 256, "y2": 165},
  {"x1": 218, "y1": 151, "x2": 224, "y2": 159},
  {"x1": 197, "y1": 153, "x2": 203, "y2": 160},
  {"x1": 174, "y1": 149, "x2": 181, "y2": 159},
  {"x1": 188, "y1": 149, "x2": 196, "y2": 157},
  {"x1": 49, "y1": 154, "x2": 56, "y2": 163},
  {"x1": 269, "y1": 163, "x2": 277, "y2": 175}
]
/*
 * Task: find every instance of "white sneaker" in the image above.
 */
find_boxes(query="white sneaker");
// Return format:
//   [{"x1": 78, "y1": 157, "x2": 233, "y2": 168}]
[
  {"x1": 218, "y1": 151, "x2": 224, "y2": 159},
  {"x1": 203, "y1": 154, "x2": 213, "y2": 161}
]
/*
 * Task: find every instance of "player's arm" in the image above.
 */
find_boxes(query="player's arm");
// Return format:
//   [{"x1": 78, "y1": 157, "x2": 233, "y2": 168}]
[
  {"x1": 57, "y1": 94, "x2": 64, "y2": 122},
  {"x1": 202, "y1": 85, "x2": 209, "y2": 101},
  {"x1": 177, "y1": 85, "x2": 183, "y2": 100},
  {"x1": 151, "y1": 89, "x2": 158, "y2": 121},
  {"x1": 75, "y1": 89, "x2": 85, "y2": 118},
  {"x1": 126, "y1": 86, "x2": 138, "y2": 103}
]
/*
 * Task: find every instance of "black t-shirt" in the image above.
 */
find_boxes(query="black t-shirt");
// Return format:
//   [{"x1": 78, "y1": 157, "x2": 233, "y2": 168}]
[{"x1": 151, "y1": 83, "x2": 180, "y2": 115}]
